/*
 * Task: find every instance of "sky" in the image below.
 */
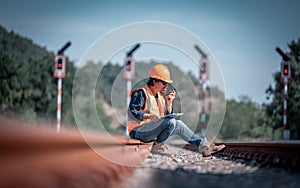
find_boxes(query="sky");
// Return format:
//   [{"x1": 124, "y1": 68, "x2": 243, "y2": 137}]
[{"x1": 1, "y1": 0, "x2": 300, "y2": 105}]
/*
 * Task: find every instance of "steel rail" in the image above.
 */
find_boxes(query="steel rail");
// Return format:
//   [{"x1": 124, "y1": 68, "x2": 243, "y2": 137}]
[
  {"x1": 216, "y1": 141, "x2": 300, "y2": 170},
  {"x1": 0, "y1": 116, "x2": 152, "y2": 188},
  {"x1": 171, "y1": 140, "x2": 300, "y2": 170}
]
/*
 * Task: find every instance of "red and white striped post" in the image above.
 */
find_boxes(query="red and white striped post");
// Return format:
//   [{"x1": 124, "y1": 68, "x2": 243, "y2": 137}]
[
  {"x1": 123, "y1": 43, "x2": 140, "y2": 136},
  {"x1": 54, "y1": 55, "x2": 66, "y2": 133},
  {"x1": 283, "y1": 83, "x2": 288, "y2": 130},
  {"x1": 56, "y1": 78, "x2": 62, "y2": 132},
  {"x1": 282, "y1": 66, "x2": 291, "y2": 140},
  {"x1": 195, "y1": 45, "x2": 209, "y2": 137},
  {"x1": 127, "y1": 79, "x2": 132, "y2": 109},
  {"x1": 199, "y1": 58, "x2": 209, "y2": 137},
  {"x1": 53, "y1": 41, "x2": 71, "y2": 133},
  {"x1": 282, "y1": 75, "x2": 291, "y2": 140},
  {"x1": 276, "y1": 47, "x2": 291, "y2": 140},
  {"x1": 123, "y1": 56, "x2": 135, "y2": 136}
]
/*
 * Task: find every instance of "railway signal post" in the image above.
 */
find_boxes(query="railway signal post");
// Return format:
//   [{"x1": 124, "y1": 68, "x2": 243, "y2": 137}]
[
  {"x1": 276, "y1": 47, "x2": 291, "y2": 140},
  {"x1": 54, "y1": 41, "x2": 71, "y2": 133},
  {"x1": 123, "y1": 43, "x2": 141, "y2": 136},
  {"x1": 195, "y1": 45, "x2": 209, "y2": 137}
]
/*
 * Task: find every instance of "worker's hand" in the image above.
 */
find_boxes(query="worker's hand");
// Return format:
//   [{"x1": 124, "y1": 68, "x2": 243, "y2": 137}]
[
  {"x1": 149, "y1": 114, "x2": 161, "y2": 123},
  {"x1": 143, "y1": 113, "x2": 160, "y2": 123},
  {"x1": 143, "y1": 113, "x2": 161, "y2": 123},
  {"x1": 166, "y1": 89, "x2": 176, "y2": 105}
]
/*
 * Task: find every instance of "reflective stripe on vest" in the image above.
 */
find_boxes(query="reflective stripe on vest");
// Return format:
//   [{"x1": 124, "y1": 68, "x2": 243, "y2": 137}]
[{"x1": 143, "y1": 87, "x2": 151, "y2": 114}]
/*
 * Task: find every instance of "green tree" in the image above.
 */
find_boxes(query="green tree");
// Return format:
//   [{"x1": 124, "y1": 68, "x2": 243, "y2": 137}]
[
  {"x1": 220, "y1": 96, "x2": 268, "y2": 141},
  {"x1": 0, "y1": 25, "x2": 75, "y2": 124},
  {"x1": 263, "y1": 39, "x2": 300, "y2": 139}
]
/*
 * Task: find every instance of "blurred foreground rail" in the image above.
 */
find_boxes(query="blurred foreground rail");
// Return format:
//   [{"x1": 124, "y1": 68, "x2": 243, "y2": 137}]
[{"x1": 0, "y1": 116, "x2": 152, "y2": 188}]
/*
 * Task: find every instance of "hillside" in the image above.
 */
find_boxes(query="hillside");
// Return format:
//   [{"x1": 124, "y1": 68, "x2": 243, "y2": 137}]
[
  {"x1": 0, "y1": 26, "x2": 50, "y2": 63},
  {"x1": 0, "y1": 25, "x2": 75, "y2": 123}
]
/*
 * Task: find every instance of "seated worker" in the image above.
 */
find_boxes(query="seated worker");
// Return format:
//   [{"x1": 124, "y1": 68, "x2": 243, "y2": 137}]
[{"x1": 127, "y1": 64, "x2": 225, "y2": 157}]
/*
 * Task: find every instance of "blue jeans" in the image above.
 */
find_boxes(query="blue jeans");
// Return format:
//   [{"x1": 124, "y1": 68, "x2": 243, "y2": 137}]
[{"x1": 129, "y1": 118, "x2": 203, "y2": 146}]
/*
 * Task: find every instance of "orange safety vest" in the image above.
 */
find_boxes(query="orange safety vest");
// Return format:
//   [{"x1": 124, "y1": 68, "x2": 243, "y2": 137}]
[{"x1": 127, "y1": 86, "x2": 166, "y2": 134}]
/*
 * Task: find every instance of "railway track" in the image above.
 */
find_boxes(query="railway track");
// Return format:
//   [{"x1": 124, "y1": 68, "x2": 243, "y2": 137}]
[
  {"x1": 177, "y1": 140, "x2": 300, "y2": 171},
  {"x1": 0, "y1": 116, "x2": 152, "y2": 188},
  {"x1": 122, "y1": 143, "x2": 300, "y2": 188},
  {"x1": 216, "y1": 141, "x2": 300, "y2": 171},
  {"x1": 1, "y1": 115, "x2": 299, "y2": 187}
]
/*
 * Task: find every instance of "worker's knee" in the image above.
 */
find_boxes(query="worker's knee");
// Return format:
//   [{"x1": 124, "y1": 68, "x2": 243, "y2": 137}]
[{"x1": 164, "y1": 118, "x2": 176, "y2": 130}]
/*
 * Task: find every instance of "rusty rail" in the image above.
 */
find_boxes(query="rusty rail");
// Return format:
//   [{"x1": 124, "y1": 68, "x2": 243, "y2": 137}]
[
  {"x1": 216, "y1": 141, "x2": 300, "y2": 170},
  {"x1": 0, "y1": 116, "x2": 152, "y2": 188},
  {"x1": 171, "y1": 140, "x2": 300, "y2": 171}
]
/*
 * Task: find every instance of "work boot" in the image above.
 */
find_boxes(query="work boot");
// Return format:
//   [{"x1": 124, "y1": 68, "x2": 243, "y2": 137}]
[
  {"x1": 151, "y1": 143, "x2": 174, "y2": 157},
  {"x1": 202, "y1": 144, "x2": 226, "y2": 157},
  {"x1": 198, "y1": 137, "x2": 210, "y2": 152},
  {"x1": 199, "y1": 138, "x2": 226, "y2": 157}
]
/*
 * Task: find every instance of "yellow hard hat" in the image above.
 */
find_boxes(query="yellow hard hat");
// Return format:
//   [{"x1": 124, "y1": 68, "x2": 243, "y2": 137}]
[{"x1": 148, "y1": 64, "x2": 173, "y2": 83}]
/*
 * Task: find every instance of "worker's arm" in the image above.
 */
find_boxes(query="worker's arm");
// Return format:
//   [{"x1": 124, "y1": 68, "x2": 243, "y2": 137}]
[{"x1": 128, "y1": 90, "x2": 146, "y2": 121}]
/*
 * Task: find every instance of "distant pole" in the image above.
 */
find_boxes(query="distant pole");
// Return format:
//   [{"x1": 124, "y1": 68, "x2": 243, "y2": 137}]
[
  {"x1": 283, "y1": 82, "x2": 288, "y2": 135},
  {"x1": 54, "y1": 41, "x2": 71, "y2": 133},
  {"x1": 195, "y1": 45, "x2": 209, "y2": 137},
  {"x1": 276, "y1": 47, "x2": 291, "y2": 140},
  {"x1": 123, "y1": 43, "x2": 141, "y2": 136},
  {"x1": 57, "y1": 78, "x2": 62, "y2": 132}
]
